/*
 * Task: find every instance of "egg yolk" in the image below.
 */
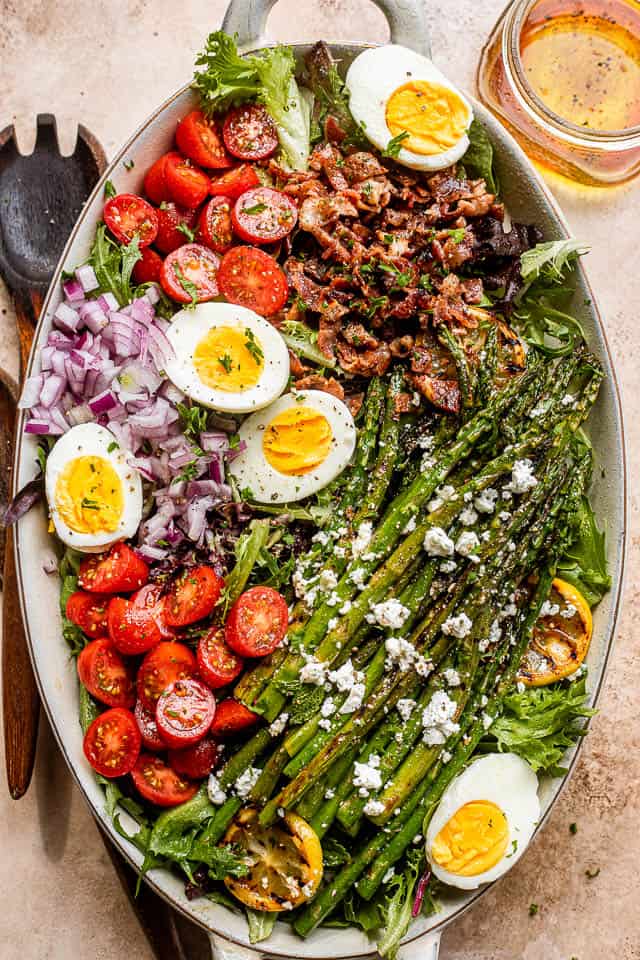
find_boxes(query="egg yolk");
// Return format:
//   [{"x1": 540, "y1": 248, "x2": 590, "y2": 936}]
[
  {"x1": 431, "y1": 801, "x2": 509, "y2": 877},
  {"x1": 54, "y1": 455, "x2": 123, "y2": 534},
  {"x1": 385, "y1": 80, "x2": 470, "y2": 155},
  {"x1": 263, "y1": 405, "x2": 332, "y2": 476},
  {"x1": 193, "y1": 325, "x2": 264, "y2": 393}
]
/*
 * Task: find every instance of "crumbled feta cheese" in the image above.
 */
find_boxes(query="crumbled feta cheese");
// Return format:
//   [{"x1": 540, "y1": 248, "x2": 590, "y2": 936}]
[
  {"x1": 318, "y1": 569, "x2": 338, "y2": 592},
  {"x1": 326, "y1": 591, "x2": 340, "y2": 607},
  {"x1": 441, "y1": 750, "x2": 452, "y2": 763},
  {"x1": 498, "y1": 510, "x2": 512, "y2": 523},
  {"x1": 443, "y1": 668, "x2": 461, "y2": 687},
  {"x1": 353, "y1": 755, "x2": 382, "y2": 797},
  {"x1": 396, "y1": 698, "x2": 416, "y2": 722},
  {"x1": 422, "y1": 691, "x2": 460, "y2": 745},
  {"x1": 321, "y1": 697, "x2": 336, "y2": 719},
  {"x1": 352, "y1": 521, "x2": 374, "y2": 558},
  {"x1": 561, "y1": 393, "x2": 574, "y2": 406},
  {"x1": 350, "y1": 566, "x2": 367, "y2": 590},
  {"x1": 460, "y1": 506, "x2": 479, "y2": 526},
  {"x1": 339, "y1": 599, "x2": 353, "y2": 615},
  {"x1": 324, "y1": 789, "x2": 335, "y2": 801},
  {"x1": 403, "y1": 515, "x2": 417, "y2": 534},
  {"x1": 385, "y1": 636, "x2": 419, "y2": 672},
  {"x1": 300, "y1": 655, "x2": 327, "y2": 686},
  {"x1": 439, "y1": 559, "x2": 457, "y2": 574},
  {"x1": 474, "y1": 487, "x2": 499, "y2": 514},
  {"x1": 442, "y1": 612, "x2": 473, "y2": 639},
  {"x1": 481, "y1": 712, "x2": 494, "y2": 731},
  {"x1": 505, "y1": 459, "x2": 538, "y2": 494},
  {"x1": 516, "y1": 681, "x2": 526, "y2": 694},
  {"x1": 464, "y1": 491, "x2": 473, "y2": 503},
  {"x1": 424, "y1": 527, "x2": 455, "y2": 557},
  {"x1": 479, "y1": 618, "x2": 502, "y2": 653},
  {"x1": 340, "y1": 683, "x2": 366, "y2": 714},
  {"x1": 207, "y1": 774, "x2": 227, "y2": 805},
  {"x1": 234, "y1": 766, "x2": 261, "y2": 798},
  {"x1": 328, "y1": 660, "x2": 364, "y2": 692},
  {"x1": 428, "y1": 484, "x2": 457, "y2": 512},
  {"x1": 367, "y1": 598, "x2": 410, "y2": 630},
  {"x1": 363, "y1": 798, "x2": 386, "y2": 817},
  {"x1": 327, "y1": 617, "x2": 338, "y2": 631},
  {"x1": 540, "y1": 600, "x2": 561, "y2": 618},
  {"x1": 560, "y1": 603, "x2": 577, "y2": 619},
  {"x1": 269, "y1": 713, "x2": 289, "y2": 737},
  {"x1": 455, "y1": 531, "x2": 480, "y2": 557},
  {"x1": 312, "y1": 530, "x2": 330, "y2": 546}
]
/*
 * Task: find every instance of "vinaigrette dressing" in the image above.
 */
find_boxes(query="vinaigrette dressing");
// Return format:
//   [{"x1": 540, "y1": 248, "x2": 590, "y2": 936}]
[{"x1": 477, "y1": 0, "x2": 640, "y2": 185}]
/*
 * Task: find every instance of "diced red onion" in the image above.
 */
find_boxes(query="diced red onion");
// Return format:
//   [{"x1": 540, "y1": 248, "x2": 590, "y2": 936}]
[
  {"x1": 54, "y1": 302, "x2": 81, "y2": 335},
  {"x1": 138, "y1": 544, "x2": 169, "y2": 561},
  {"x1": 118, "y1": 361, "x2": 162, "y2": 397},
  {"x1": 200, "y1": 432, "x2": 229, "y2": 454},
  {"x1": 97, "y1": 292, "x2": 119, "y2": 313},
  {"x1": 145, "y1": 322, "x2": 175, "y2": 368},
  {"x1": 65, "y1": 357, "x2": 86, "y2": 396},
  {"x1": 159, "y1": 380, "x2": 184, "y2": 404},
  {"x1": 412, "y1": 870, "x2": 431, "y2": 918},
  {"x1": 225, "y1": 439, "x2": 247, "y2": 462},
  {"x1": 67, "y1": 403, "x2": 93, "y2": 426},
  {"x1": 19, "y1": 375, "x2": 44, "y2": 410},
  {"x1": 40, "y1": 374, "x2": 66, "y2": 409},
  {"x1": 40, "y1": 346, "x2": 55, "y2": 372},
  {"x1": 70, "y1": 348, "x2": 102, "y2": 370},
  {"x1": 84, "y1": 368, "x2": 100, "y2": 397},
  {"x1": 49, "y1": 407, "x2": 71, "y2": 433},
  {"x1": 62, "y1": 279, "x2": 85, "y2": 303},
  {"x1": 79, "y1": 300, "x2": 108, "y2": 334},
  {"x1": 25, "y1": 419, "x2": 52, "y2": 435},
  {"x1": 42, "y1": 550, "x2": 59, "y2": 574},
  {"x1": 144, "y1": 284, "x2": 161, "y2": 306},
  {"x1": 75, "y1": 264, "x2": 99, "y2": 293},
  {"x1": 209, "y1": 458, "x2": 224, "y2": 484},
  {"x1": 88, "y1": 389, "x2": 118, "y2": 414}
]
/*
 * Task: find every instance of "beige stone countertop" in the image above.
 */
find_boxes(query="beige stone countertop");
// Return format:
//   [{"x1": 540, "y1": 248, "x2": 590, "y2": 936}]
[{"x1": 0, "y1": 1, "x2": 638, "y2": 958}]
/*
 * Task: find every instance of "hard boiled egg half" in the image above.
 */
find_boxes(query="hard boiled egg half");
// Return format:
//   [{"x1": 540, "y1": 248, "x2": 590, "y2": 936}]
[
  {"x1": 164, "y1": 302, "x2": 290, "y2": 414},
  {"x1": 229, "y1": 391, "x2": 356, "y2": 504},
  {"x1": 45, "y1": 423, "x2": 143, "y2": 553},
  {"x1": 425, "y1": 753, "x2": 540, "y2": 890},
  {"x1": 346, "y1": 45, "x2": 473, "y2": 171}
]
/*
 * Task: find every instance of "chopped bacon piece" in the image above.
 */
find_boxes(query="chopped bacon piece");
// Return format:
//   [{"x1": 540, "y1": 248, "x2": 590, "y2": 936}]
[
  {"x1": 337, "y1": 340, "x2": 392, "y2": 377},
  {"x1": 409, "y1": 373, "x2": 460, "y2": 414},
  {"x1": 294, "y1": 374, "x2": 345, "y2": 401}
]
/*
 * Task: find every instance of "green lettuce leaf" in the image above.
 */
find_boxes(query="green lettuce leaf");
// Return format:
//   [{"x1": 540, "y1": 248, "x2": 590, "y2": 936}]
[
  {"x1": 461, "y1": 119, "x2": 498, "y2": 194},
  {"x1": 558, "y1": 495, "x2": 611, "y2": 606},
  {"x1": 281, "y1": 319, "x2": 337, "y2": 369},
  {"x1": 193, "y1": 32, "x2": 311, "y2": 169},
  {"x1": 375, "y1": 849, "x2": 423, "y2": 960},
  {"x1": 246, "y1": 908, "x2": 277, "y2": 944},
  {"x1": 87, "y1": 224, "x2": 142, "y2": 307},
  {"x1": 487, "y1": 677, "x2": 596, "y2": 777},
  {"x1": 520, "y1": 239, "x2": 589, "y2": 284}
]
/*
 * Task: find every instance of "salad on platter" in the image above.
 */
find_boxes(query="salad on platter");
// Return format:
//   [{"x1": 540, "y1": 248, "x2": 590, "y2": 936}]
[{"x1": 9, "y1": 30, "x2": 611, "y2": 955}]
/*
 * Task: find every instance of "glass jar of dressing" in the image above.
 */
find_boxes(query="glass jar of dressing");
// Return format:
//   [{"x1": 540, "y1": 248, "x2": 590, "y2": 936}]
[{"x1": 477, "y1": 0, "x2": 640, "y2": 186}]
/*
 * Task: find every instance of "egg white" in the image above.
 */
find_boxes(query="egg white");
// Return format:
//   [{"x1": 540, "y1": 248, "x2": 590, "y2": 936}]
[
  {"x1": 425, "y1": 753, "x2": 540, "y2": 890},
  {"x1": 164, "y1": 302, "x2": 290, "y2": 414},
  {"x1": 345, "y1": 45, "x2": 473, "y2": 172},
  {"x1": 229, "y1": 390, "x2": 356, "y2": 504},
  {"x1": 45, "y1": 423, "x2": 143, "y2": 553}
]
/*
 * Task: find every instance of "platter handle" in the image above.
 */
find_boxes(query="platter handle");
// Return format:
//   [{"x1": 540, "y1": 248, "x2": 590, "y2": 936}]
[{"x1": 221, "y1": 0, "x2": 432, "y2": 57}]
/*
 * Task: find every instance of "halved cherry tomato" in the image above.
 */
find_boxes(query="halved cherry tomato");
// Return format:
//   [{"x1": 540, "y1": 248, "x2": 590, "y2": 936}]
[
  {"x1": 210, "y1": 163, "x2": 260, "y2": 199},
  {"x1": 165, "y1": 153, "x2": 210, "y2": 208},
  {"x1": 132, "y1": 246, "x2": 163, "y2": 285},
  {"x1": 104, "y1": 194, "x2": 159, "y2": 248},
  {"x1": 65, "y1": 590, "x2": 110, "y2": 637},
  {"x1": 163, "y1": 565, "x2": 224, "y2": 627},
  {"x1": 83, "y1": 707, "x2": 141, "y2": 778},
  {"x1": 155, "y1": 202, "x2": 199, "y2": 254},
  {"x1": 77, "y1": 637, "x2": 136, "y2": 709},
  {"x1": 169, "y1": 737, "x2": 219, "y2": 779},
  {"x1": 196, "y1": 197, "x2": 233, "y2": 253},
  {"x1": 210, "y1": 699, "x2": 259, "y2": 738},
  {"x1": 225, "y1": 586, "x2": 289, "y2": 658},
  {"x1": 131, "y1": 753, "x2": 199, "y2": 807},
  {"x1": 217, "y1": 246, "x2": 288, "y2": 317},
  {"x1": 107, "y1": 591, "x2": 164, "y2": 656},
  {"x1": 160, "y1": 243, "x2": 220, "y2": 304},
  {"x1": 144, "y1": 153, "x2": 173, "y2": 204},
  {"x1": 132, "y1": 584, "x2": 174, "y2": 637},
  {"x1": 176, "y1": 111, "x2": 233, "y2": 170},
  {"x1": 156, "y1": 678, "x2": 216, "y2": 749},
  {"x1": 232, "y1": 187, "x2": 298, "y2": 245},
  {"x1": 78, "y1": 543, "x2": 149, "y2": 594},
  {"x1": 134, "y1": 699, "x2": 167, "y2": 752},
  {"x1": 137, "y1": 641, "x2": 197, "y2": 713},
  {"x1": 197, "y1": 628, "x2": 244, "y2": 689},
  {"x1": 222, "y1": 104, "x2": 279, "y2": 161}
]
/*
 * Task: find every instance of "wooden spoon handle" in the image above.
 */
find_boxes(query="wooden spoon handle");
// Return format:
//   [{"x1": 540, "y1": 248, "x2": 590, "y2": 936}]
[
  {"x1": 3, "y1": 524, "x2": 40, "y2": 798},
  {"x1": 3, "y1": 289, "x2": 41, "y2": 798}
]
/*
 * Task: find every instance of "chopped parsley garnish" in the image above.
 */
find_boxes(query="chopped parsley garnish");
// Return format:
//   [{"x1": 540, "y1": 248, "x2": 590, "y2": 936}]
[
  {"x1": 244, "y1": 327, "x2": 264, "y2": 364},
  {"x1": 104, "y1": 180, "x2": 117, "y2": 199},
  {"x1": 569, "y1": 822, "x2": 578, "y2": 835},
  {"x1": 419, "y1": 274, "x2": 434, "y2": 291},
  {"x1": 177, "y1": 402, "x2": 209, "y2": 440},
  {"x1": 378, "y1": 261, "x2": 412, "y2": 288},
  {"x1": 365, "y1": 295, "x2": 389, "y2": 318},
  {"x1": 528, "y1": 903, "x2": 539, "y2": 917},
  {"x1": 382, "y1": 130, "x2": 409, "y2": 158},
  {"x1": 107, "y1": 441, "x2": 119, "y2": 453},
  {"x1": 243, "y1": 202, "x2": 268, "y2": 215},
  {"x1": 173, "y1": 264, "x2": 198, "y2": 308},
  {"x1": 177, "y1": 460, "x2": 200, "y2": 482},
  {"x1": 448, "y1": 227, "x2": 467, "y2": 244},
  {"x1": 81, "y1": 498, "x2": 100, "y2": 510},
  {"x1": 218, "y1": 353, "x2": 234, "y2": 373},
  {"x1": 123, "y1": 158, "x2": 135, "y2": 171},
  {"x1": 176, "y1": 222, "x2": 196, "y2": 242}
]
